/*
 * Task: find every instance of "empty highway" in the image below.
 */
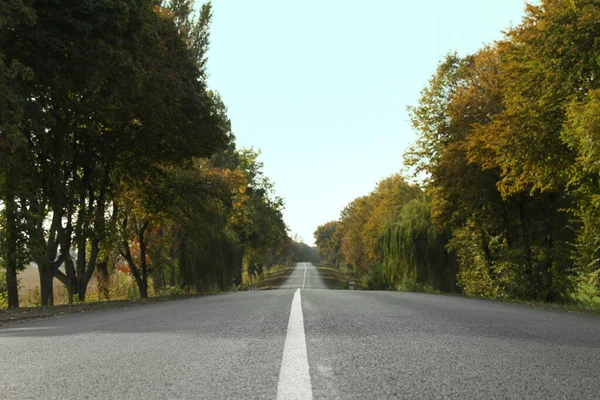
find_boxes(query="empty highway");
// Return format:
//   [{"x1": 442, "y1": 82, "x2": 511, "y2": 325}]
[{"x1": 1, "y1": 262, "x2": 599, "y2": 399}]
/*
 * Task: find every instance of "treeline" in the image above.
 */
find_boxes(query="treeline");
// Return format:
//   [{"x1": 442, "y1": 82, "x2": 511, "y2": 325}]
[
  {"x1": 314, "y1": 175, "x2": 457, "y2": 292},
  {"x1": 316, "y1": 0, "x2": 600, "y2": 302},
  {"x1": 0, "y1": 0, "x2": 294, "y2": 309}
]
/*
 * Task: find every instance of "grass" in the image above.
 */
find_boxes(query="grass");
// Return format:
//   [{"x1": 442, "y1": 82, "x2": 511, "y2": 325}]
[
  {"x1": 15, "y1": 265, "x2": 142, "y2": 307},
  {"x1": 572, "y1": 283, "x2": 600, "y2": 305},
  {"x1": 313, "y1": 264, "x2": 361, "y2": 290},
  {"x1": 466, "y1": 293, "x2": 600, "y2": 315},
  {"x1": 253, "y1": 264, "x2": 295, "y2": 290},
  {"x1": 490, "y1": 282, "x2": 600, "y2": 315},
  {"x1": 0, "y1": 293, "x2": 207, "y2": 325}
]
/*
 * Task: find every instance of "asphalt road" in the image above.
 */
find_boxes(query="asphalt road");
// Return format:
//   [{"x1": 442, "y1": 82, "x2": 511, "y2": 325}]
[
  {"x1": 1, "y1": 262, "x2": 599, "y2": 399},
  {"x1": 280, "y1": 262, "x2": 327, "y2": 290}
]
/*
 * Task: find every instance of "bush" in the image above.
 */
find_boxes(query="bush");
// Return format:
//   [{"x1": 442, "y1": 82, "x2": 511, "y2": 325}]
[
  {"x1": 0, "y1": 292, "x2": 7, "y2": 310},
  {"x1": 0, "y1": 270, "x2": 7, "y2": 310},
  {"x1": 0, "y1": 269, "x2": 6, "y2": 293},
  {"x1": 360, "y1": 263, "x2": 387, "y2": 290},
  {"x1": 26, "y1": 287, "x2": 40, "y2": 306}
]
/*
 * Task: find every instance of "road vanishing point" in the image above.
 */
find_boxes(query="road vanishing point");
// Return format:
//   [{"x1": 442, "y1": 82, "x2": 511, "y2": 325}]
[{"x1": 1, "y1": 262, "x2": 599, "y2": 399}]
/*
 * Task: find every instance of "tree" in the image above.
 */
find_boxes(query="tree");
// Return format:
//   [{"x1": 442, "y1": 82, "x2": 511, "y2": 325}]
[
  {"x1": 563, "y1": 89, "x2": 600, "y2": 294},
  {"x1": 314, "y1": 221, "x2": 341, "y2": 266},
  {"x1": 382, "y1": 197, "x2": 458, "y2": 292},
  {"x1": 0, "y1": 0, "x2": 35, "y2": 308},
  {"x1": 406, "y1": 10, "x2": 578, "y2": 300}
]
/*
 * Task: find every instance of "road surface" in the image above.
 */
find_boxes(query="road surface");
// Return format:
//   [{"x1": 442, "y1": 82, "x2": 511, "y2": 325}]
[{"x1": 1, "y1": 262, "x2": 599, "y2": 399}]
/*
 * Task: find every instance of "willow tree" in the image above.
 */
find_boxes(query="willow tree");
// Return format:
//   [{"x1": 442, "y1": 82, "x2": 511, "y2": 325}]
[{"x1": 382, "y1": 197, "x2": 458, "y2": 292}]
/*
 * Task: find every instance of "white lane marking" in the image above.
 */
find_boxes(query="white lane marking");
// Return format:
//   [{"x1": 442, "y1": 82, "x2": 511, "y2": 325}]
[
  {"x1": 302, "y1": 263, "x2": 307, "y2": 289},
  {"x1": 277, "y1": 289, "x2": 313, "y2": 400}
]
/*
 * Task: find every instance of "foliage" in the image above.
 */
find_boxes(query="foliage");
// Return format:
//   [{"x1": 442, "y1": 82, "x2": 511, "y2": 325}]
[
  {"x1": 288, "y1": 240, "x2": 320, "y2": 264},
  {"x1": 360, "y1": 263, "x2": 386, "y2": 290},
  {"x1": 315, "y1": 175, "x2": 429, "y2": 287},
  {"x1": 0, "y1": 269, "x2": 7, "y2": 310},
  {"x1": 382, "y1": 198, "x2": 458, "y2": 293},
  {"x1": 403, "y1": 0, "x2": 590, "y2": 302},
  {"x1": 0, "y1": 292, "x2": 7, "y2": 310},
  {"x1": 0, "y1": 0, "x2": 290, "y2": 309},
  {"x1": 316, "y1": 0, "x2": 600, "y2": 303},
  {"x1": 314, "y1": 221, "x2": 341, "y2": 265}
]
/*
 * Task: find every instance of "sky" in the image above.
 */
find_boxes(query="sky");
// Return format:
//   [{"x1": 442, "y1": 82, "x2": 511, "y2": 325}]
[{"x1": 205, "y1": 0, "x2": 530, "y2": 245}]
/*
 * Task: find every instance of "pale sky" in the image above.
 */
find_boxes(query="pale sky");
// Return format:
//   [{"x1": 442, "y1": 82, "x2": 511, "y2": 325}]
[{"x1": 205, "y1": 0, "x2": 530, "y2": 245}]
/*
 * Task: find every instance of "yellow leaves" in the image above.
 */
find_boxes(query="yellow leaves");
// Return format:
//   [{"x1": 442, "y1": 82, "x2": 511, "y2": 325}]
[
  {"x1": 336, "y1": 175, "x2": 420, "y2": 273},
  {"x1": 153, "y1": 5, "x2": 175, "y2": 20}
]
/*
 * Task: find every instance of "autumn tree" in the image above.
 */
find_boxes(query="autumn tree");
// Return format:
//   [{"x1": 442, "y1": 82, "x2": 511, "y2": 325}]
[{"x1": 314, "y1": 221, "x2": 341, "y2": 266}]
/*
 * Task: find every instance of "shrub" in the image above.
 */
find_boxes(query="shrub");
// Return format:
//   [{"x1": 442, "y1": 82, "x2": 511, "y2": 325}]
[
  {"x1": 360, "y1": 262, "x2": 387, "y2": 290},
  {"x1": 0, "y1": 292, "x2": 7, "y2": 310}
]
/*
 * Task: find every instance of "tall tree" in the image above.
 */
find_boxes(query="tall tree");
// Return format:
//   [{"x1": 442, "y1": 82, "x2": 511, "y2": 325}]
[{"x1": 0, "y1": 0, "x2": 35, "y2": 308}]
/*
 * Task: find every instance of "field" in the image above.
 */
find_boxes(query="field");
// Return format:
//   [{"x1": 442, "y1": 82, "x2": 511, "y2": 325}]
[{"x1": 17, "y1": 265, "x2": 139, "y2": 307}]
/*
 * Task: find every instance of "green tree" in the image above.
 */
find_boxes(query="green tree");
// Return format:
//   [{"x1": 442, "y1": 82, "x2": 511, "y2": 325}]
[
  {"x1": 0, "y1": 0, "x2": 35, "y2": 308},
  {"x1": 382, "y1": 197, "x2": 458, "y2": 292},
  {"x1": 314, "y1": 221, "x2": 341, "y2": 266}
]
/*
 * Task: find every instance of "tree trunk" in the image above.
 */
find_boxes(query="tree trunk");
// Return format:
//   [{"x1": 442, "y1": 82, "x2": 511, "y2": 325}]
[
  {"x1": 139, "y1": 221, "x2": 149, "y2": 299},
  {"x1": 75, "y1": 193, "x2": 87, "y2": 302},
  {"x1": 5, "y1": 261, "x2": 19, "y2": 309},
  {"x1": 518, "y1": 192, "x2": 534, "y2": 292},
  {"x1": 121, "y1": 217, "x2": 149, "y2": 299},
  {"x1": 38, "y1": 264, "x2": 54, "y2": 306},
  {"x1": 4, "y1": 191, "x2": 20, "y2": 308},
  {"x1": 78, "y1": 237, "x2": 101, "y2": 302},
  {"x1": 96, "y1": 260, "x2": 110, "y2": 300},
  {"x1": 139, "y1": 279, "x2": 148, "y2": 299},
  {"x1": 233, "y1": 248, "x2": 244, "y2": 286},
  {"x1": 55, "y1": 266, "x2": 76, "y2": 304},
  {"x1": 56, "y1": 218, "x2": 76, "y2": 303},
  {"x1": 65, "y1": 258, "x2": 77, "y2": 304},
  {"x1": 169, "y1": 262, "x2": 176, "y2": 287}
]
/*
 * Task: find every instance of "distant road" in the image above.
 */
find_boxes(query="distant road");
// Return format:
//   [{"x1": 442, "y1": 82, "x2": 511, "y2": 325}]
[
  {"x1": 280, "y1": 262, "x2": 327, "y2": 290},
  {"x1": 1, "y1": 263, "x2": 599, "y2": 399}
]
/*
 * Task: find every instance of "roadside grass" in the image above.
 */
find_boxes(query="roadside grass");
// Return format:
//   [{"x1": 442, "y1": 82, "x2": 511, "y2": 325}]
[
  {"x1": 469, "y1": 294, "x2": 600, "y2": 315},
  {"x1": 395, "y1": 282, "x2": 600, "y2": 315},
  {"x1": 254, "y1": 264, "x2": 295, "y2": 290},
  {"x1": 313, "y1": 264, "x2": 362, "y2": 290},
  {"x1": 314, "y1": 264, "x2": 600, "y2": 315},
  {"x1": 0, "y1": 293, "x2": 207, "y2": 325},
  {"x1": 566, "y1": 283, "x2": 600, "y2": 313},
  {"x1": 491, "y1": 281, "x2": 600, "y2": 315},
  {"x1": 399, "y1": 281, "x2": 600, "y2": 315}
]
